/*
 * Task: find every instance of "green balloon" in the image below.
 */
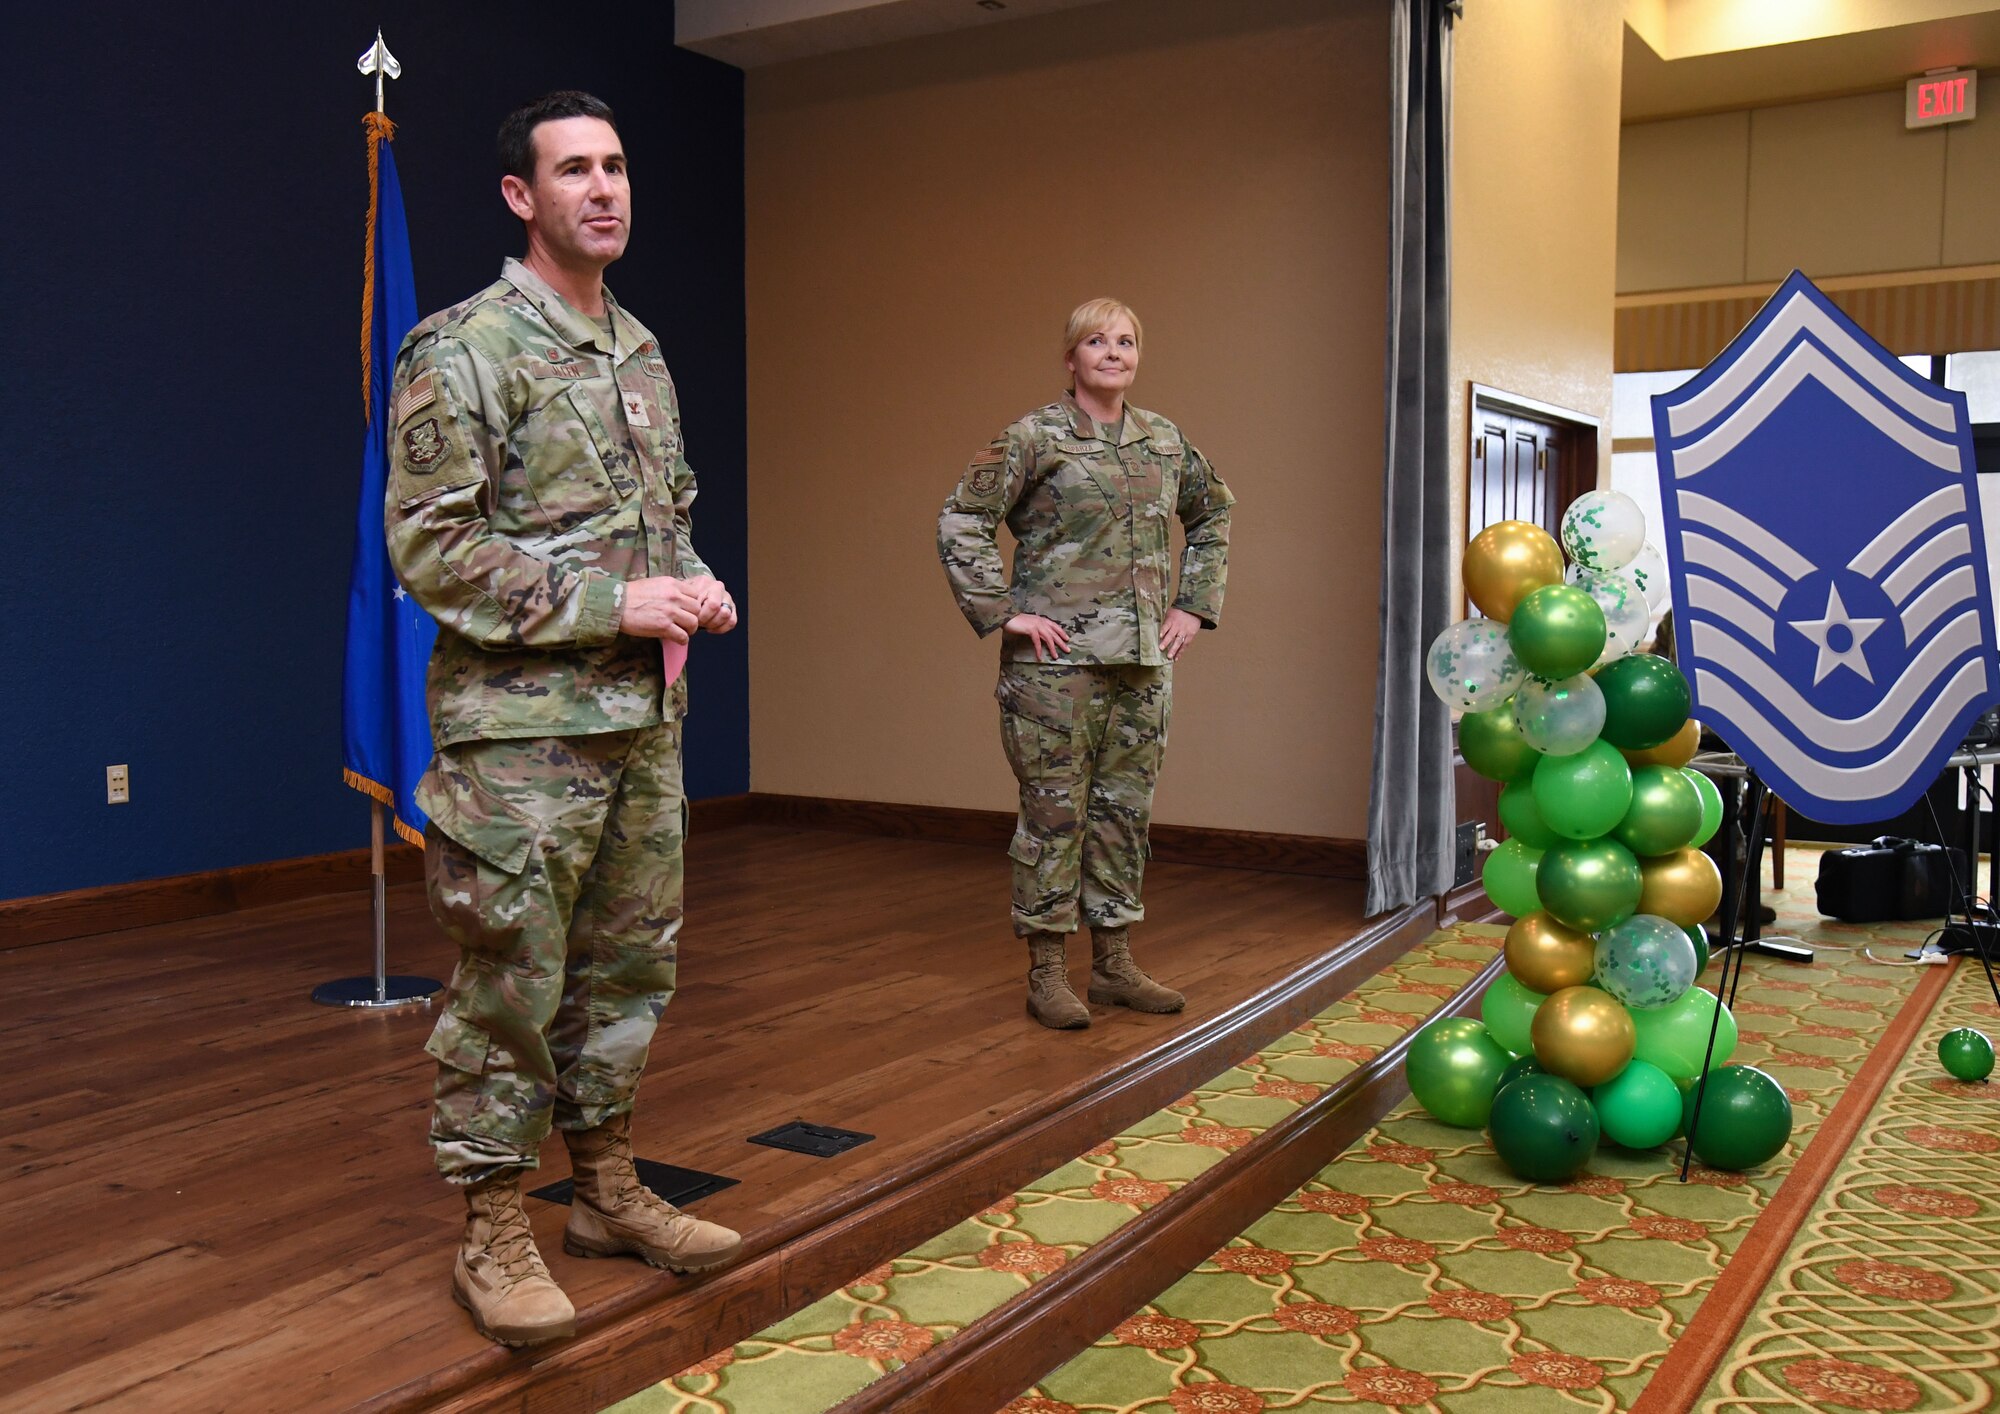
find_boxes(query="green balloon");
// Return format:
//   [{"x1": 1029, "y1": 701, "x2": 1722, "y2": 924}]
[
  {"x1": 1613, "y1": 765, "x2": 1704, "y2": 857},
  {"x1": 1939, "y1": 1027, "x2": 1996, "y2": 1081},
  {"x1": 1497, "y1": 1054, "x2": 1550, "y2": 1097},
  {"x1": 1537, "y1": 837, "x2": 1643, "y2": 932},
  {"x1": 1686, "y1": 924, "x2": 1711, "y2": 975},
  {"x1": 1532, "y1": 739, "x2": 1634, "y2": 841},
  {"x1": 1686, "y1": 769, "x2": 1724, "y2": 849},
  {"x1": 1488, "y1": 1074, "x2": 1600, "y2": 1183},
  {"x1": 1508, "y1": 584, "x2": 1608, "y2": 681},
  {"x1": 1405, "y1": 1017, "x2": 1513, "y2": 1127},
  {"x1": 1500, "y1": 778, "x2": 1560, "y2": 849},
  {"x1": 1461, "y1": 701, "x2": 1544, "y2": 783},
  {"x1": 1482, "y1": 972, "x2": 1548, "y2": 1056},
  {"x1": 1683, "y1": 1064, "x2": 1792, "y2": 1170},
  {"x1": 1632, "y1": 986, "x2": 1737, "y2": 1080},
  {"x1": 1483, "y1": 839, "x2": 1544, "y2": 918},
  {"x1": 1593, "y1": 1059, "x2": 1681, "y2": 1149},
  {"x1": 1596, "y1": 655, "x2": 1693, "y2": 750}
]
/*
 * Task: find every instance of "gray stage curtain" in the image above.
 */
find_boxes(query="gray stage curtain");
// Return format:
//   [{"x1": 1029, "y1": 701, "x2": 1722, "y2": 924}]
[{"x1": 1366, "y1": 0, "x2": 1458, "y2": 916}]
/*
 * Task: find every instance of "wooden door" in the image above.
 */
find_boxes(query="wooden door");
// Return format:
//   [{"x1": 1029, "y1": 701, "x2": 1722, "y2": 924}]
[{"x1": 1468, "y1": 407, "x2": 1566, "y2": 541}]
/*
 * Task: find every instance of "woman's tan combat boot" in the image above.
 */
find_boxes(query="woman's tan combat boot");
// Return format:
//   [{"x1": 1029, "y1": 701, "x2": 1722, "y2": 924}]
[
  {"x1": 1088, "y1": 926, "x2": 1185, "y2": 1013},
  {"x1": 453, "y1": 1175, "x2": 577, "y2": 1347},
  {"x1": 1026, "y1": 931, "x2": 1090, "y2": 1029},
  {"x1": 563, "y1": 1113, "x2": 744, "y2": 1273}
]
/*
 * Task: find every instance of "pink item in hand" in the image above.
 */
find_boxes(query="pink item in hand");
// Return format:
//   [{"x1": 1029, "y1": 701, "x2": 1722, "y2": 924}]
[{"x1": 662, "y1": 636, "x2": 688, "y2": 687}]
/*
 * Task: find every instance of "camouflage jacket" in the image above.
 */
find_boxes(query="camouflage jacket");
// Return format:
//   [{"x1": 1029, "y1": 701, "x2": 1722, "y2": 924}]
[
  {"x1": 938, "y1": 396, "x2": 1233, "y2": 665},
  {"x1": 385, "y1": 259, "x2": 711, "y2": 747}
]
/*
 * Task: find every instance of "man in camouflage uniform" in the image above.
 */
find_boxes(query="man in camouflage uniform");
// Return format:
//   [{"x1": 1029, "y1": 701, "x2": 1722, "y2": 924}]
[
  {"x1": 386, "y1": 91, "x2": 740, "y2": 1347},
  {"x1": 938, "y1": 300, "x2": 1233, "y2": 1029}
]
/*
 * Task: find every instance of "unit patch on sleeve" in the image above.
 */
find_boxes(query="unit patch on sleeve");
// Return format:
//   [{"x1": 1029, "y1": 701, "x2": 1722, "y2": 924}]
[
  {"x1": 968, "y1": 443, "x2": 1006, "y2": 497},
  {"x1": 403, "y1": 417, "x2": 448, "y2": 470}
]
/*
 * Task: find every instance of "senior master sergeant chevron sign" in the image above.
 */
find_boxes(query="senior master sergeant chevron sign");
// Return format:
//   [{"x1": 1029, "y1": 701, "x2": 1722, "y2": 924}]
[{"x1": 1652, "y1": 269, "x2": 2000, "y2": 824}]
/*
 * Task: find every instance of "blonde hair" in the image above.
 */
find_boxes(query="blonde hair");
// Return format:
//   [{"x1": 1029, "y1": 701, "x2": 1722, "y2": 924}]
[{"x1": 1062, "y1": 298, "x2": 1143, "y2": 361}]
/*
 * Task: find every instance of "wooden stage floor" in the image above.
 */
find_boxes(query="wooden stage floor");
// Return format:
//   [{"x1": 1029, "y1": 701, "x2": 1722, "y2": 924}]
[{"x1": 1, "y1": 825, "x2": 1380, "y2": 1413}]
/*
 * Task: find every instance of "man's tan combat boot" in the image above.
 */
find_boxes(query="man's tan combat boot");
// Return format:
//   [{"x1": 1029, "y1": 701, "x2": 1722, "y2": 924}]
[
  {"x1": 1026, "y1": 931, "x2": 1090, "y2": 1029},
  {"x1": 563, "y1": 1114, "x2": 744, "y2": 1273},
  {"x1": 1088, "y1": 927, "x2": 1186, "y2": 1013},
  {"x1": 453, "y1": 1175, "x2": 577, "y2": 1347}
]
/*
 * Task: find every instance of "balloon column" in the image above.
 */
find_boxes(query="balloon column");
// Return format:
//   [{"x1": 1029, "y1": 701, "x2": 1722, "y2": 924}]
[{"x1": 1406, "y1": 496, "x2": 1792, "y2": 1182}]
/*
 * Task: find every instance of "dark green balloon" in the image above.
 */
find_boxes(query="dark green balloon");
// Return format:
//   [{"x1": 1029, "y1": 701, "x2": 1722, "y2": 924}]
[
  {"x1": 1461, "y1": 701, "x2": 1543, "y2": 783},
  {"x1": 1939, "y1": 1027, "x2": 1996, "y2": 1081},
  {"x1": 1686, "y1": 769, "x2": 1725, "y2": 849},
  {"x1": 1532, "y1": 739, "x2": 1634, "y2": 841},
  {"x1": 1685, "y1": 924, "x2": 1711, "y2": 975},
  {"x1": 1406, "y1": 1017, "x2": 1513, "y2": 1127},
  {"x1": 1500, "y1": 778, "x2": 1560, "y2": 849},
  {"x1": 1497, "y1": 1054, "x2": 1549, "y2": 1097},
  {"x1": 1489, "y1": 1074, "x2": 1600, "y2": 1183},
  {"x1": 1508, "y1": 585, "x2": 1608, "y2": 681},
  {"x1": 1682, "y1": 1064, "x2": 1791, "y2": 1170},
  {"x1": 1612, "y1": 764, "x2": 1704, "y2": 856},
  {"x1": 1596, "y1": 655, "x2": 1693, "y2": 750},
  {"x1": 1483, "y1": 839, "x2": 1544, "y2": 918},
  {"x1": 1537, "y1": 837, "x2": 1644, "y2": 932}
]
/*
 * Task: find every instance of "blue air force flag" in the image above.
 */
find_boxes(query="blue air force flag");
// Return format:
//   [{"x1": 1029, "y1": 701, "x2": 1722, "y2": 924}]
[
  {"x1": 1652, "y1": 270, "x2": 2000, "y2": 824},
  {"x1": 341, "y1": 132, "x2": 437, "y2": 847}
]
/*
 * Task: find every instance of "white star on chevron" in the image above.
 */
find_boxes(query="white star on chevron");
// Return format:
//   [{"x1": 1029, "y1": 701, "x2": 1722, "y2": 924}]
[
  {"x1": 1789, "y1": 582, "x2": 1883, "y2": 685},
  {"x1": 392, "y1": 584, "x2": 407, "y2": 602}
]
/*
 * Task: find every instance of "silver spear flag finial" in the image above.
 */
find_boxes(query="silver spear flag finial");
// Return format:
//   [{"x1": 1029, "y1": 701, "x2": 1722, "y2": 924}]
[{"x1": 357, "y1": 29, "x2": 401, "y2": 115}]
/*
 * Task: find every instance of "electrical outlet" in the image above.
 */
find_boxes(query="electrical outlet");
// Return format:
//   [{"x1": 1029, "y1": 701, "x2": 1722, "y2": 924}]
[
  {"x1": 1453, "y1": 821, "x2": 1483, "y2": 888},
  {"x1": 106, "y1": 764, "x2": 130, "y2": 805}
]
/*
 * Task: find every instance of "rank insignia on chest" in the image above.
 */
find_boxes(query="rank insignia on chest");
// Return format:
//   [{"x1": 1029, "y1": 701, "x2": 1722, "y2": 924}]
[
  {"x1": 403, "y1": 417, "x2": 447, "y2": 469},
  {"x1": 620, "y1": 390, "x2": 652, "y2": 427}
]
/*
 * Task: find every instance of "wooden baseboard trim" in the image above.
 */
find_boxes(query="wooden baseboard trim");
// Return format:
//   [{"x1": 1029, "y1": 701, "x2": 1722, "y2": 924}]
[
  {"x1": 832, "y1": 951, "x2": 1509, "y2": 1414},
  {"x1": 741, "y1": 793, "x2": 1366, "y2": 879},
  {"x1": 376, "y1": 899, "x2": 1441, "y2": 1413}
]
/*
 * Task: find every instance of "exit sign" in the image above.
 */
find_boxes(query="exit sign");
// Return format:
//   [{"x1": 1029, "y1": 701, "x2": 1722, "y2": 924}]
[{"x1": 1908, "y1": 69, "x2": 1977, "y2": 128}]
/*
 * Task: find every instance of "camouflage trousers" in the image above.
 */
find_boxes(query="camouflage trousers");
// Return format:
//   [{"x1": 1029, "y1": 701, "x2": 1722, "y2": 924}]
[
  {"x1": 997, "y1": 662, "x2": 1171, "y2": 936},
  {"x1": 415, "y1": 721, "x2": 685, "y2": 1186}
]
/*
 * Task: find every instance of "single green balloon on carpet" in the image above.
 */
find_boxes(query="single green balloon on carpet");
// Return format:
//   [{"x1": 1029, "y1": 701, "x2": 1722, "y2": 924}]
[
  {"x1": 1483, "y1": 839, "x2": 1544, "y2": 918},
  {"x1": 1537, "y1": 836, "x2": 1644, "y2": 932},
  {"x1": 1632, "y1": 986, "x2": 1737, "y2": 1080},
  {"x1": 1686, "y1": 924, "x2": 1711, "y2": 974},
  {"x1": 1508, "y1": 584, "x2": 1608, "y2": 681},
  {"x1": 1499, "y1": 778, "x2": 1560, "y2": 850},
  {"x1": 1596, "y1": 654, "x2": 1692, "y2": 750},
  {"x1": 1405, "y1": 1017, "x2": 1513, "y2": 1127},
  {"x1": 1683, "y1": 1064, "x2": 1792, "y2": 1170},
  {"x1": 1613, "y1": 764, "x2": 1704, "y2": 857},
  {"x1": 1461, "y1": 701, "x2": 1544, "y2": 783},
  {"x1": 1593, "y1": 1058, "x2": 1682, "y2": 1149},
  {"x1": 1686, "y1": 769, "x2": 1724, "y2": 849},
  {"x1": 1488, "y1": 1073, "x2": 1600, "y2": 1183},
  {"x1": 1532, "y1": 739, "x2": 1633, "y2": 841},
  {"x1": 1482, "y1": 972, "x2": 1548, "y2": 1056},
  {"x1": 1939, "y1": 1027, "x2": 1996, "y2": 1081}
]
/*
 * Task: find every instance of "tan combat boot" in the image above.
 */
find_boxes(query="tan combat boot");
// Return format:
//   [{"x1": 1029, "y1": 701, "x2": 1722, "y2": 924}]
[
  {"x1": 452, "y1": 1175, "x2": 577, "y2": 1347},
  {"x1": 1089, "y1": 927, "x2": 1185, "y2": 1013},
  {"x1": 1026, "y1": 931, "x2": 1090, "y2": 1029},
  {"x1": 562, "y1": 1114, "x2": 744, "y2": 1273}
]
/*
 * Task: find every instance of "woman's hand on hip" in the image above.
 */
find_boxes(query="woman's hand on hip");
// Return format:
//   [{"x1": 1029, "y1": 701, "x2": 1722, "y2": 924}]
[
  {"x1": 1161, "y1": 608, "x2": 1202, "y2": 661},
  {"x1": 1004, "y1": 613, "x2": 1071, "y2": 662}
]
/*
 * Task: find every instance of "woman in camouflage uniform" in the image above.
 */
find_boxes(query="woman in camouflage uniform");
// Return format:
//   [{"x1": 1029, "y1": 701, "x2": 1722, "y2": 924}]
[{"x1": 938, "y1": 299, "x2": 1234, "y2": 1028}]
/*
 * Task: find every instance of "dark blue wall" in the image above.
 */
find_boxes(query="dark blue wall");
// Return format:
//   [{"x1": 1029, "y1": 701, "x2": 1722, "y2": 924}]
[{"x1": 3, "y1": 3, "x2": 747, "y2": 900}]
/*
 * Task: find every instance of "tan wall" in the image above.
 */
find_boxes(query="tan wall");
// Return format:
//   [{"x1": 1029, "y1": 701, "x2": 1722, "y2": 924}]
[
  {"x1": 1448, "y1": 0, "x2": 1626, "y2": 545},
  {"x1": 743, "y1": 0, "x2": 1390, "y2": 837},
  {"x1": 1619, "y1": 84, "x2": 2000, "y2": 293}
]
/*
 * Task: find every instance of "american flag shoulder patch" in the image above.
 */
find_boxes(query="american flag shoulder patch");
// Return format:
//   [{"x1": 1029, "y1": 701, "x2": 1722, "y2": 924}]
[{"x1": 393, "y1": 371, "x2": 436, "y2": 426}]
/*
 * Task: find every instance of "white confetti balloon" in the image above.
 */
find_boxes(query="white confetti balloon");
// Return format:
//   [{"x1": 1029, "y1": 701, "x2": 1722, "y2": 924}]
[
  {"x1": 1560, "y1": 491, "x2": 1647, "y2": 574},
  {"x1": 1570, "y1": 569, "x2": 1650, "y2": 669},
  {"x1": 1624, "y1": 541, "x2": 1671, "y2": 612},
  {"x1": 1513, "y1": 673, "x2": 1606, "y2": 755},
  {"x1": 1425, "y1": 618, "x2": 1526, "y2": 713},
  {"x1": 1593, "y1": 913, "x2": 1698, "y2": 1010}
]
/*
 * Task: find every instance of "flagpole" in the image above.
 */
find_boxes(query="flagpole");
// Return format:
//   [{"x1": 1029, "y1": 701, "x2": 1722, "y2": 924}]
[{"x1": 315, "y1": 29, "x2": 440, "y2": 1011}]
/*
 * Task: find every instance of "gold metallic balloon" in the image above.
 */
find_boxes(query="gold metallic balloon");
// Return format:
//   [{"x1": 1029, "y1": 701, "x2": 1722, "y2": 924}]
[
  {"x1": 1531, "y1": 984, "x2": 1637, "y2": 1087},
  {"x1": 1464, "y1": 520, "x2": 1566, "y2": 622},
  {"x1": 1622, "y1": 718, "x2": 1700, "y2": 769},
  {"x1": 1504, "y1": 912, "x2": 1598, "y2": 995},
  {"x1": 1638, "y1": 847, "x2": 1722, "y2": 926}
]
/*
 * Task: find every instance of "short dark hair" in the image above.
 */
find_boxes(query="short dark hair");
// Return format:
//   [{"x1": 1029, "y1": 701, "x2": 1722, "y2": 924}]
[{"x1": 498, "y1": 91, "x2": 619, "y2": 181}]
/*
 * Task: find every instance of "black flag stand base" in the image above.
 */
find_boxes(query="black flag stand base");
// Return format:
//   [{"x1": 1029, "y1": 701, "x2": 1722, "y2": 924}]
[{"x1": 313, "y1": 802, "x2": 442, "y2": 1010}]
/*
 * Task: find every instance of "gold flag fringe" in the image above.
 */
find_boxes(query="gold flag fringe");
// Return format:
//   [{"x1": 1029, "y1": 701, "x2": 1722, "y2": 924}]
[{"x1": 360, "y1": 111, "x2": 398, "y2": 420}]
